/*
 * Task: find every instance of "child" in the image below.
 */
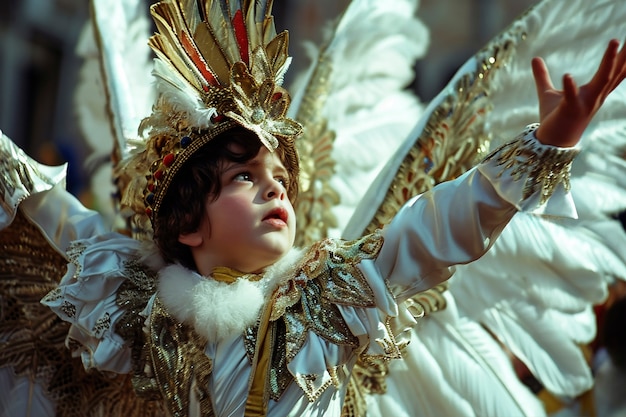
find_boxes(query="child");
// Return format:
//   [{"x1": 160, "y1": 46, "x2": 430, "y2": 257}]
[
  {"x1": 4, "y1": 0, "x2": 626, "y2": 416},
  {"x1": 42, "y1": 32, "x2": 626, "y2": 417}
]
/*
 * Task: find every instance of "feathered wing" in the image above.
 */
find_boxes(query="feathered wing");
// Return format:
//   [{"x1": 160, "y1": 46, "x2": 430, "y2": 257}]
[
  {"x1": 75, "y1": 0, "x2": 155, "y2": 230},
  {"x1": 0, "y1": 133, "x2": 167, "y2": 417},
  {"x1": 88, "y1": 0, "x2": 155, "y2": 162},
  {"x1": 331, "y1": 0, "x2": 626, "y2": 416},
  {"x1": 288, "y1": 0, "x2": 429, "y2": 246},
  {"x1": 0, "y1": 1, "x2": 166, "y2": 415}
]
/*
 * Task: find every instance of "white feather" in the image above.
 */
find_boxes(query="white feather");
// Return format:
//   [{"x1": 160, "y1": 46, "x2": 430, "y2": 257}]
[
  {"x1": 152, "y1": 59, "x2": 217, "y2": 129},
  {"x1": 479, "y1": 302, "x2": 593, "y2": 397},
  {"x1": 288, "y1": 0, "x2": 429, "y2": 237}
]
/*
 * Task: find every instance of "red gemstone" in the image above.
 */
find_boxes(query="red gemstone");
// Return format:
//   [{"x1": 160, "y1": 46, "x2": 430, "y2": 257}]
[
  {"x1": 163, "y1": 153, "x2": 175, "y2": 167},
  {"x1": 147, "y1": 182, "x2": 155, "y2": 192},
  {"x1": 145, "y1": 207, "x2": 152, "y2": 217},
  {"x1": 211, "y1": 113, "x2": 225, "y2": 123},
  {"x1": 272, "y1": 92, "x2": 283, "y2": 101},
  {"x1": 154, "y1": 170, "x2": 164, "y2": 181}
]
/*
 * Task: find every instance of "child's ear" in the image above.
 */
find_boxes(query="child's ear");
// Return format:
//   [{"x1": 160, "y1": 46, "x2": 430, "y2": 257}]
[{"x1": 178, "y1": 231, "x2": 203, "y2": 247}]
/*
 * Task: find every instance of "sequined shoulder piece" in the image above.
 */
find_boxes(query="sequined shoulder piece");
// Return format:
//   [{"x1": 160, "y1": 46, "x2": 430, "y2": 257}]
[
  {"x1": 250, "y1": 231, "x2": 384, "y2": 401},
  {"x1": 296, "y1": 230, "x2": 384, "y2": 306}
]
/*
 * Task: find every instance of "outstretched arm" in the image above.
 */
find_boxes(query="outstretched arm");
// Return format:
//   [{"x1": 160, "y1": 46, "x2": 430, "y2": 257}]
[{"x1": 533, "y1": 38, "x2": 626, "y2": 147}]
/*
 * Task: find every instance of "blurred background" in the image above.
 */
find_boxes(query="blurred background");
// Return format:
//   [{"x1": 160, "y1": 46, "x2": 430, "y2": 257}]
[{"x1": 0, "y1": 0, "x2": 535, "y2": 203}]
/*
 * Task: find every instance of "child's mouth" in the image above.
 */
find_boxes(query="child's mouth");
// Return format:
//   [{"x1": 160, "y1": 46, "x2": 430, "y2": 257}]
[{"x1": 263, "y1": 207, "x2": 288, "y2": 226}]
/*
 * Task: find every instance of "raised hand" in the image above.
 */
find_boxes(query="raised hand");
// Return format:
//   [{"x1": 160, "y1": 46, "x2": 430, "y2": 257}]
[{"x1": 533, "y1": 38, "x2": 626, "y2": 147}]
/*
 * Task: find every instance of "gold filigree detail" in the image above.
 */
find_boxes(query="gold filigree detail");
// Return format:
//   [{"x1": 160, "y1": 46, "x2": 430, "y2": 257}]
[
  {"x1": 295, "y1": 371, "x2": 337, "y2": 403},
  {"x1": 341, "y1": 373, "x2": 368, "y2": 417},
  {"x1": 292, "y1": 27, "x2": 340, "y2": 248},
  {"x1": 227, "y1": 61, "x2": 302, "y2": 149},
  {"x1": 404, "y1": 283, "x2": 449, "y2": 321},
  {"x1": 353, "y1": 357, "x2": 389, "y2": 395},
  {"x1": 294, "y1": 119, "x2": 340, "y2": 247}
]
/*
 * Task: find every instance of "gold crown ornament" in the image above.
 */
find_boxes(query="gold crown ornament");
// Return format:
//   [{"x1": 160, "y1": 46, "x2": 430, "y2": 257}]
[{"x1": 117, "y1": 0, "x2": 303, "y2": 236}]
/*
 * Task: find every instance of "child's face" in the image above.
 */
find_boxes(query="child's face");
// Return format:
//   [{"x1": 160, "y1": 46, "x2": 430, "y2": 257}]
[{"x1": 183, "y1": 144, "x2": 296, "y2": 274}]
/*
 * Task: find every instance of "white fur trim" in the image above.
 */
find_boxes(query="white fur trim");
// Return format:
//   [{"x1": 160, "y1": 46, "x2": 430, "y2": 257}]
[{"x1": 157, "y1": 247, "x2": 307, "y2": 341}]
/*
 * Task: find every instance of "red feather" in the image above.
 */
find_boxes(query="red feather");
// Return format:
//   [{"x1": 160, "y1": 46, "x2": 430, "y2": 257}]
[
  {"x1": 181, "y1": 30, "x2": 220, "y2": 88},
  {"x1": 232, "y1": 9, "x2": 249, "y2": 65}
]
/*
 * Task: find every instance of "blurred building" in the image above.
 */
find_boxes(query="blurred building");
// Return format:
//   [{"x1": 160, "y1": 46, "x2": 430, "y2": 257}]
[{"x1": 0, "y1": 0, "x2": 88, "y2": 195}]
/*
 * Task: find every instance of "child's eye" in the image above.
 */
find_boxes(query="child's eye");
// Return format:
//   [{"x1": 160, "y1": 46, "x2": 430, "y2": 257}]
[
  {"x1": 233, "y1": 172, "x2": 252, "y2": 182},
  {"x1": 276, "y1": 177, "x2": 289, "y2": 188}
]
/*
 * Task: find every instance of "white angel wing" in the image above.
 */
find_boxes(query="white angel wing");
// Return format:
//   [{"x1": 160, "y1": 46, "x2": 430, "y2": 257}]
[
  {"x1": 288, "y1": 0, "x2": 429, "y2": 245},
  {"x1": 332, "y1": 0, "x2": 626, "y2": 416},
  {"x1": 88, "y1": 0, "x2": 155, "y2": 157},
  {"x1": 74, "y1": 0, "x2": 155, "y2": 228}
]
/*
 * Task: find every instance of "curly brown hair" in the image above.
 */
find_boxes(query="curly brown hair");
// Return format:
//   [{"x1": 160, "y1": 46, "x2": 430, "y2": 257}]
[{"x1": 153, "y1": 126, "x2": 299, "y2": 269}]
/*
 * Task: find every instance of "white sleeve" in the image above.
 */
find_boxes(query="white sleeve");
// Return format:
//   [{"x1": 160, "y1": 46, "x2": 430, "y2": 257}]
[
  {"x1": 375, "y1": 125, "x2": 579, "y2": 300},
  {"x1": 41, "y1": 233, "x2": 147, "y2": 374}
]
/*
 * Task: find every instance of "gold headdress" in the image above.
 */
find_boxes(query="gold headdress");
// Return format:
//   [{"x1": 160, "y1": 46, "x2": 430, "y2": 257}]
[{"x1": 118, "y1": 0, "x2": 302, "y2": 234}]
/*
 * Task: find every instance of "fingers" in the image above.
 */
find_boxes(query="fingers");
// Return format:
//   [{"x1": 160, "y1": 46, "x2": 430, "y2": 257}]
[
  {"x1": 589, "y1": 39, "x2": 620, "y2": 96},
  {"x1": 562, "y1": 74, "x2": 579, "y2": 104},
  {"x1": 610, "y1": 38, "x2": 626, "y2": 91},
  {"x1": 531, "y1": 57, "x2": 554, "y2": 94}
]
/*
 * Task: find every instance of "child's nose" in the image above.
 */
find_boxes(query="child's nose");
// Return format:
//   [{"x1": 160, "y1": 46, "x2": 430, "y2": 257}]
[{"x1": 265, "y1": 180, "x2": 285, "y2": 200}]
